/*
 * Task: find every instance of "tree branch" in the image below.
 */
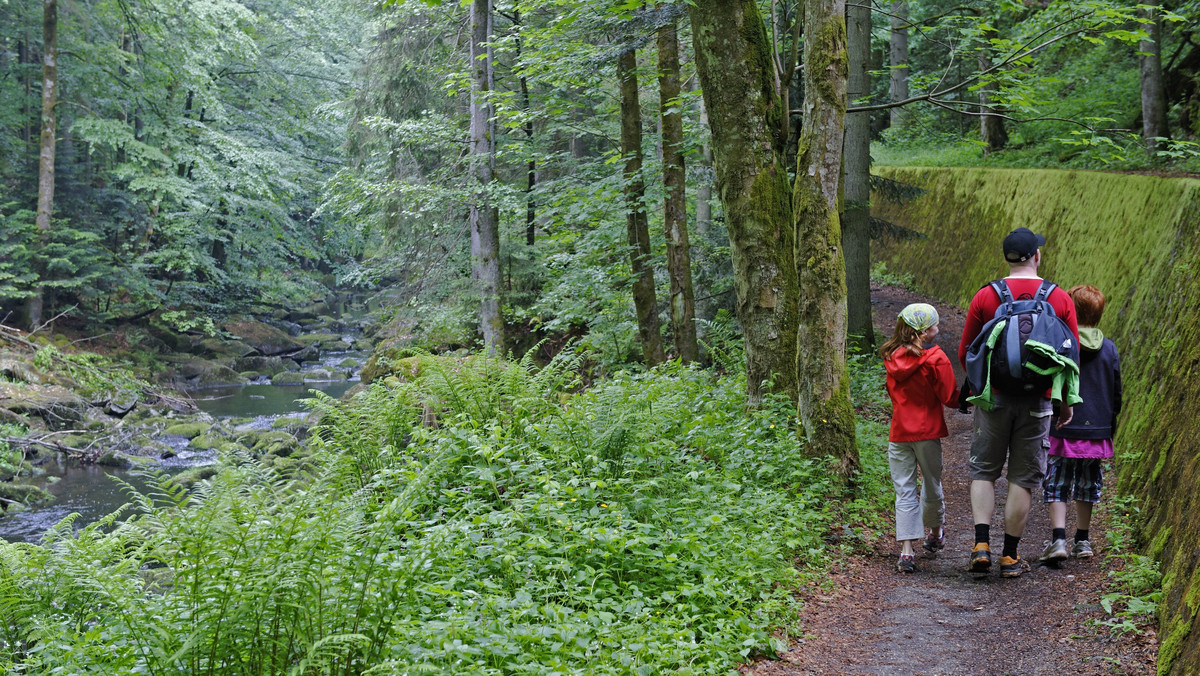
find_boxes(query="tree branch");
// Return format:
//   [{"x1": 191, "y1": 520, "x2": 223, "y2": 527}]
[
  {"x1": 848, "y1": 16, "x2": 1093, "y2": 113},
  {"x1": 925, "y1": 97, "x2": 1129, "y2": 132}
]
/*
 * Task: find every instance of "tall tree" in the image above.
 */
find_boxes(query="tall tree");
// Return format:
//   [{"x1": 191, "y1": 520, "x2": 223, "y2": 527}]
[
  {"x1": 1139, "y1": 3, "x2": 1169, "y2": 150},
  {"x1": 28, "y1": 0, "x2": 57, "y2": 328},
  {"x1": 656, "y1": 15, "x2": 698, "y2": 363},
  {"x1": 694, "y1": 94, "x2": 713, "y2": 241},
  {"x1": 689, "y1": 0, "x2": 798, "y2": 404},
  {"x1": 888, "y1": 1, "x2": 909, "y2": 130},
  {"x1": 618, "y1": 47, "x2": 665, "y2": 367},
  {"x1": 470, "y1": 0, "x2": 503, "y2": 353},
  {"x1": 793, "y1": 0, "x2": 859, "y2": 474},
  {"x1": 977, "y1": 50, "x2": 1008, "y2": 152},
  {"x1": 511, "y1": 9, "x2": 538, "y2": 247},
  {"x1": 843, "y1": 0, "x2": 874, "y2": 350}
]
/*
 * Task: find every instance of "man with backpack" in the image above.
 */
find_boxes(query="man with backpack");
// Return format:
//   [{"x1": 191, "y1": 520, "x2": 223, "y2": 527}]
[{"x1": 958, "y1": 227, "x2": 1080, "y2": 578}]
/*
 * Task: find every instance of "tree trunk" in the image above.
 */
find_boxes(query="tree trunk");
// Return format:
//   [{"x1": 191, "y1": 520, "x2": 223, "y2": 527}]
[
  {"x1": 978, "y1": 52, "x2": 1008, "y2": 153},
  {"x1": 1139, "y1": 4, "x2": 1169, "y2": 150},
  {"x1": 689, "y1": 0, "x2": 799, "y2": 404},
  {"x1": 888, "y1": 1, "x2": 909, "y2": 130},
  {"x1": 843, "y1": 0, "x2": 874, "y2": 351},
  {"x1": 657, "y1": 18, "x2": 699, "y2": 363},
  {"x1": 19, "y1": 34, "x2": 34, "y2": 162},
  {"x1": 28, "y1": 0, "x2": 58, "y2": 329},
  {"x1": 469, "y1": 0, "x2": 503, "y2": 354},
  {"x1": 695, "y1": 94, "x2": 713, "y2": 240},
  {"x1": 794, "y1": 0, "x2": 859, "y2": 477},
  {"x1": 514, "y1": 11, "x2": 537, "y2": 247},
  {"x1": 618, "y1": 48, "x2": 665, "y2": 367}
]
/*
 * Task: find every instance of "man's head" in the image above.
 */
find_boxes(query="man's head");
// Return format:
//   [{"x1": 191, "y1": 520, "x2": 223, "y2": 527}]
[{"x1": 1002, "y1": 227, "x2": 1045, "y2": 266}]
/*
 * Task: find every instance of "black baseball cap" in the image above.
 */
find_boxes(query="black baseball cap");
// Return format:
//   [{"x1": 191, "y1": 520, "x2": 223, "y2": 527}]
[{"x1": 1003, "y1": 227, "x2": 1046, "y2": 263}]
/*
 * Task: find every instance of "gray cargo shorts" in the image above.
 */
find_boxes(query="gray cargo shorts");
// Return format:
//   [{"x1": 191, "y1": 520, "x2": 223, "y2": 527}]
[{"x1": 968, "y1": 396, "x2": 1052, "y2": 489}]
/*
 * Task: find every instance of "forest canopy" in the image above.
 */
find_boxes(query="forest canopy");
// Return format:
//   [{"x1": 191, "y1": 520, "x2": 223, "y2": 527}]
[{"x1": 1, "y1": 0, "x2": 1197, "y2": 355}]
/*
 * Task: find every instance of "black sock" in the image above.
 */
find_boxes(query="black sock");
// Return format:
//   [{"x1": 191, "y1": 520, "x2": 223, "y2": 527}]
[
  {"x1": 975, "y1": 523, "x2": 990, "y2": 545},
  {"x1": 1052, "y1": 528, "x2": 1066, "y2": 542},
  {"x1": 1075, "y1": 529, "x2": 1089, "y2": 542},
  {"x1": 1002, "y1": 533, "x2": 1020, "y2": 559}
]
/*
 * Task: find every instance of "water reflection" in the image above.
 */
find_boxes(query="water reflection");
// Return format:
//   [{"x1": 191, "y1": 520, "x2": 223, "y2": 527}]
[
  {"x1": 188, "y1": 380, "x2": 356, "y2": 418},
  {"x1": 0, "y1": 457, "x2": 153, "y2": 544}
]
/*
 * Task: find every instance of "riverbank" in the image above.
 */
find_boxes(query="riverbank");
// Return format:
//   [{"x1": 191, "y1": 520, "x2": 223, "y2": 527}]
[{"x1": 0, "y1": 292, "x2": 374, "y2": 536}]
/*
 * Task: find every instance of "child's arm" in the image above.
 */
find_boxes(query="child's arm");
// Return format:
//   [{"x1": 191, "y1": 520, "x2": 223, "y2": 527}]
[{"x1": 931, "y1": 352, "x2": 959, "y2": 407}]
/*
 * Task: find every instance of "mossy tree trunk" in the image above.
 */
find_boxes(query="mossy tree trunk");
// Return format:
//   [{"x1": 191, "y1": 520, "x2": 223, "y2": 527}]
[
  {"x1": 794, "y1": 0, "x2": 859, "y2": 476},
  {"x1": 1139, "y1": 4, "x2": 1169, "y2": 150},
  {"x1": 843, "y1": 0, "x2": 874, "y2": 350},
  {"x1": 657, "y1": 18, "x2": 699, "y2": 363},
  {"x1": 469, "y1": 0, "x2": 503, "y2": 354},
  {"x1": 28, "y1": 0, "x2": 58, "y2": 329},
  {"x1": 618, "y1": 48, "x2": 665, "y2": 367},
  {"x1": 689, "y1": 0, "x2": 798, "y2": 404}
]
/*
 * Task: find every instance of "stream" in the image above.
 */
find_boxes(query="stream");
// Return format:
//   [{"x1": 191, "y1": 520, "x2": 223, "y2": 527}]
[{"x1": 0, "y1": 336, "x2": 369, "y2": 544}]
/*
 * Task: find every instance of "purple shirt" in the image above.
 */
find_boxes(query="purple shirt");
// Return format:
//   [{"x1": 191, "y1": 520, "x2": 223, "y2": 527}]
[{"x1": 1049, "y1": 436, "x2": 1113, "y2": 459}]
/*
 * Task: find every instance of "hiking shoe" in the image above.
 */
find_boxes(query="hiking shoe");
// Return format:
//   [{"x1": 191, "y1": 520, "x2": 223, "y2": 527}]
[
  {"x1": 897, "y1": 554, "x2": 916, "y2": 573},
  {"x1": 999, "y1": 555, "x2": 1030, "y2": 578},
  {"x1": 923, "y1": 528, "x2": 946, "y2": 554},
  {"x1": 1071, "y1": 539, "x2": 1095, "y2": 558},
  {"x1": 968, "y1": 543, "x2": 992, "y2": 572},
  {"x1": 1040, "y1": 538, "x2": 1069, "y2": 563}
]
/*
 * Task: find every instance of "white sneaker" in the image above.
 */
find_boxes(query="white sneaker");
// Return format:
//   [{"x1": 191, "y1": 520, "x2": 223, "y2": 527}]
[{"x1": 1040, "y1": 538, "x2": 1068, "y2": 562}]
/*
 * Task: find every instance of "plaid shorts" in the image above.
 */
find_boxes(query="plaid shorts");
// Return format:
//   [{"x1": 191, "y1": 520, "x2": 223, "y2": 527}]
[{"x1": 1042, "y1": 455, "x2": 1104, "y2": 504}]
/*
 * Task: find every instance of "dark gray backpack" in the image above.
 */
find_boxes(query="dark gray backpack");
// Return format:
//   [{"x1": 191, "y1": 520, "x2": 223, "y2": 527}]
[{"x1": 965, "y1": 280, "x2": 1076, "y2": 397}]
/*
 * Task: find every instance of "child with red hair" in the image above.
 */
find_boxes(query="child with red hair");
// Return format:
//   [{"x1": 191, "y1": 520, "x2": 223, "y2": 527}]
[{"x1": 1039, "y1": 285, "x2": 1122, "y2": 563}]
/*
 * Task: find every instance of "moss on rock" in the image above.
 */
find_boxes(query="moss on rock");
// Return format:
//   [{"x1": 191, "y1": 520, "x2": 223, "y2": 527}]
[
  {"x1": 271, "y1": 371, "x2": 307, "y2": 385},
  {"x1": 95, "y1": 451, "x2": 156, "y2": 469},
  {"x1": 0, "y1": 482, "x2": 52, "y2": 506},
  {"x1": 162, "y1": 422, "x2": 211, "y2": 439},
  {"x1": 169, "y1": 466, "x2": 220, "y2": 487},
  {"x1": 189, "y1": 434, "x2": 225, "y2": 451}
]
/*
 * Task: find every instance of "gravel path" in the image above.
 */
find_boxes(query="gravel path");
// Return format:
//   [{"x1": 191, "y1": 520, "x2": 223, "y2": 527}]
[{"x1": 745, "y1": 285, "x2": 1157, "y2": 676}]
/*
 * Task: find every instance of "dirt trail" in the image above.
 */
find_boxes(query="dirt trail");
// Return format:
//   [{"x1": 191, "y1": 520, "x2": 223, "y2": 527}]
[{"x1": 748, "y1": 286, "x2": 1157, "y2": 676}]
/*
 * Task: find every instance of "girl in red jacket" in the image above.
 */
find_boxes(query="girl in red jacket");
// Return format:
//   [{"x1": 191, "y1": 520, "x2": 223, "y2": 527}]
[{"x1": 879, "y1": 303, "x2": 959, "y2": 572}]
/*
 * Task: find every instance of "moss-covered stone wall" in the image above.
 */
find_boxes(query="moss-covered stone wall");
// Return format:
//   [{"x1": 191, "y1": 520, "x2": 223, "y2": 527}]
[{"x1": 871, "y1": 166, "x2": 1200, "y2": 676}]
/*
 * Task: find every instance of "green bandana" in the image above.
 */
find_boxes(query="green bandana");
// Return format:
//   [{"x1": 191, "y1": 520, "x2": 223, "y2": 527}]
[{"x1": 899, "y1": 303, "x2": 939, "y2": 332}]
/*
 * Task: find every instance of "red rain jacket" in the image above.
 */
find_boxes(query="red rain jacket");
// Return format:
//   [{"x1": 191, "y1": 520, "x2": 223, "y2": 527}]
[{"x1": 884, "y1": 344, "x2": 959, "y2": 442}]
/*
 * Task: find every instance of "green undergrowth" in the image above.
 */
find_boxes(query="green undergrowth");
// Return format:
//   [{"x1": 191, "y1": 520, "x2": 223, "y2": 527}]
[
  {"x1": 1094, "y1": 495, "x2": 1162, "y2": 638},
  {"x1": 0, "y1": 350, "x2": 890, "y2": 674}
]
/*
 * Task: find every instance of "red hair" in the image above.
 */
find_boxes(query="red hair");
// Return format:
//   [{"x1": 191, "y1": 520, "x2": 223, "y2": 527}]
[{"x1": 1068, "y1": 285, "x2": 1106, "y2": 326}]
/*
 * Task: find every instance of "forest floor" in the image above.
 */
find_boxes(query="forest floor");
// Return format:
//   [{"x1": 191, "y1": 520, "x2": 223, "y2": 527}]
[{"x1": 746, "y1": 285, "x2": 1159, "y2": 676}]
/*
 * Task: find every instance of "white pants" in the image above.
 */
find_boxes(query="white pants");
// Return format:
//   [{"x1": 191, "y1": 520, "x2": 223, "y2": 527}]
[{"x1": 887, "y1": 439, "x2": 945, "y2": 542}]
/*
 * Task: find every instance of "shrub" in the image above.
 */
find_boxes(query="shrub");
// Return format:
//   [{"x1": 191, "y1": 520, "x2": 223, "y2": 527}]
[{"x1": 0, "y1": 351, "x2": 890, "y2": 674}]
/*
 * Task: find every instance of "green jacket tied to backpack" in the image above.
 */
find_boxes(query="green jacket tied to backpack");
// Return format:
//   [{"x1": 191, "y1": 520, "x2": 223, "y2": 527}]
[{"x1": 966, "y1": 315, "x2": 1082, "y2": 411}]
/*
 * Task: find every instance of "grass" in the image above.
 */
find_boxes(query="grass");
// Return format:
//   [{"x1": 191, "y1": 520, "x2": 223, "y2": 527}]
[
  {"x1": 0, "y1": 348, "x2": 893, "y2": 674},
  {"x1": 872, "y1": 136, "x2": 1200, "y2": 175}
]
